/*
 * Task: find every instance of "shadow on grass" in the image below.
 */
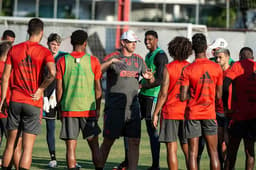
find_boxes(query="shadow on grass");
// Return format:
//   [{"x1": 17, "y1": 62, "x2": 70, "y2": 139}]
[{"x1": 31, "y1": 156, "x2": 169, "y2": 170}]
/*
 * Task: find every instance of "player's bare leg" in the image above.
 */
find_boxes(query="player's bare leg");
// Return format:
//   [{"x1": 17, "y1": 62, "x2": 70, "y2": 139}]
[
  {"x1": 205, "y1": 134, "x2": 220, "y2": 170},
  {"x1": 188, "y1": 137, "x2": 199, "y2": 170},
  {"x1": 127, "y1": 137, "x2": 140, "y2": 170},
  {"x1": 65, "y1": 140, "x2": 77, "y2": 169},
  {"x1": 224, "y1": 136, "x2": 241, "y2": 170},
  {"x1": 244, "y1": 138, "x2": 255, "y2": 170},
  {"x1": 166, "y1": 142, "x2": 178, "y2": 170},
  {"x1": 2, "y1": 129, "x2": 19, "y2": 168},
  {"x1": 99, "y1": 137, "x2": 115, "y2": 167},
  {"x1": 13, "y1": 136, "x2": 22, "y2": 169},
  {"x1": 87, "y1": 136, "x2": 102, "y2": 168},
  {"x1": 19, "y1": 133, "x2": 36, "y2": 169}
]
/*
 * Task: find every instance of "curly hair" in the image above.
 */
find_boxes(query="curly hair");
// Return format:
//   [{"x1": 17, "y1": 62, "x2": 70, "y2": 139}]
[
  {"x1": 168, "y1": 36, "x2": 192, "y2": 61},
  {"x1": 192, "y1": 33, "x2": 207, "y2": 54}
]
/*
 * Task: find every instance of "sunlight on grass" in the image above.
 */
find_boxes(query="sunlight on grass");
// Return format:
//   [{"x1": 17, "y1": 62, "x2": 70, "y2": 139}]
[{"x1": 0, "y1": 114, "x2": 250, "y2": 170}]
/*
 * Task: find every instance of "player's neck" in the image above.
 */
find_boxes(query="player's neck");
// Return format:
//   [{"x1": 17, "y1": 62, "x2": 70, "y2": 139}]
[
  {"x1": 29, "y1": 35, "x2": 41, "y2": 43},
  {"x1": 0, "y1": 56, "x2": 6, "y2": 61},
  {"x1": 195, "y1": 52, "x2": 206, "y2": 59},
  {"x1": 149, "y1": 46, "x2": 157, "y2": 53},
  {"x1": 222, "y1": 63, "x2": 230, "y2": 71},
  {"x1": 73, "y1": 45, "x2": 85, "y2": 53}
]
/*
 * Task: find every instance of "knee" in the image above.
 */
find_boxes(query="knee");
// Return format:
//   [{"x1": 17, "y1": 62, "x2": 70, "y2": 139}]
[
  {"x1": 129, "y1": 138, "x2": 140, "y2": 147},
  {"x1": 246, "y1": 149, "x2": 255, "y2": 159}
]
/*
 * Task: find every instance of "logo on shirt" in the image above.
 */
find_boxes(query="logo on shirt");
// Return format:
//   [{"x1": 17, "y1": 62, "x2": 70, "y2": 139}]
[
  {"x1": 199, "y1": 71, "x2": 213, "y2": 84},
  {"x1": 19, "y1": 55, "x2": 34, "y2": 68}
]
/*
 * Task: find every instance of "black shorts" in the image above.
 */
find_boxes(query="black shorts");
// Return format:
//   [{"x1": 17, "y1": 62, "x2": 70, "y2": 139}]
[
  {"x1": 103, "y1": 110, "x2": 141, "y2": 139},
  {"x1": 185, "y1": 119, "x2": 217, "y2": 139},
  {"x1": 60, "y1": 117, "x2": 101, "y2": 140},
  {"x1": 139, "y1": 94, "x2": 157, "y2": 120},
  {"x1": 8, "y1": 101, "x2": 41, "y2": 135},
  {"x1": 0, "y1": 118, "x2": 7, "y2": 138},
  {"x1": 159, "y1": 119, "x2": 187, "y2": 144},
  {"x1": 229, "y1": 119, "x2": 256, "y2": 140},
  {"x1": 216, "y1": 113, "x2": 230, "y2": 128}
]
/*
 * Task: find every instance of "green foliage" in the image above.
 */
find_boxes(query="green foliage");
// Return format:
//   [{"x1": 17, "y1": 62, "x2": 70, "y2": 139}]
[
  {"x1": 1, "y1": 0, "x2": 13, "y2": 16},
  {"x1": 200, "y1": 5, "x2": 237, "y2": 28},
  {"x1": 207, "y1": 8, "x2": 236, "y2": 27}
]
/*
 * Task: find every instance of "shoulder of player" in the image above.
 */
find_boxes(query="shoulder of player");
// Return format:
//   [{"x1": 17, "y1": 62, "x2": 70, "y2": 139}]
[
  {"x1": 132, "y1": 53, "x2": 144, "y2": 60},
  {"x1": 155, "y1": 51, "x2": 168, "y2": 61},
  {"x1": 156, "y1": 49, "x2": 167, "y2": 57},
  {"x1": 90, "y1": 55, "x2": 100, "y2": 63},
  {"x1": 103, "y1": 51, "x2": 120, "y2": 61}
]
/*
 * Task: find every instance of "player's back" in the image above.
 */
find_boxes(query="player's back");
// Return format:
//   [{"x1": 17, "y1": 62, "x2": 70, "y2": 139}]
[
  {"x1": 183, "y1": 58, "x2": 223, "y2": 119},
  {"x1": 162, "y1": 60, "x2": 189, "y2": 119},
  {"x1": 227, "y1": 59, "x2": 256, "y2": 120}
]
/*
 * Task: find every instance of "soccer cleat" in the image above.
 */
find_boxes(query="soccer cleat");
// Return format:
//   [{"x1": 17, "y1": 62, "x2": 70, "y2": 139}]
[
  {"x1": 76, "y1": 163, "x2": 82, "y2": 168},
  {"x1": 112, "y1": 161, "x2": 127, "y2": 170},
  {"x1": 48, "y1": 160, "x2": 57, "y2": 168}
]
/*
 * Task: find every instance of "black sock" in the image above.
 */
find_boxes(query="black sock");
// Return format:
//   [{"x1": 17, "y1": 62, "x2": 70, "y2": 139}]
[
  {"x1": 68, "y1": 167, "x2": 80, "y2": 170},
  {"x1": 95, "y1": 167, "x2": 103, "y2": 170},
  {"x1": 50, "y1": 151, "x2": 56, "y2": 160},
  {"x1": 2, "y1": 166, "x2": 12, "y2": 170},
  {"x1": 19, "y1": 167, "x2": 29, "y2": 170}
]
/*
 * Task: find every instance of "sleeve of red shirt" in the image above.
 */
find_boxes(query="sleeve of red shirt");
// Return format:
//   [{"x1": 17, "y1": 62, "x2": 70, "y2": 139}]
[
  {"x1": 225, "y1": 62, "x2": 239, "y2": 80},
  {"x1": 91, "y1": 56, "x2": 102, "y2": 80},
  {"x1": 216, "y1": 67, "x2": 223, "y2": 86},
  {"x1": 6, "y1": 48, "x2": 12, "y2": 65},
  {"x1": 44, "y1": 48, "x2": 55, "y2": 64},
  {"x1": 56, "y1": 57, "x2": 65, "y2": 80},
  {"x1": 181, "y1": 67, "x2": 190, "y2": 86}
]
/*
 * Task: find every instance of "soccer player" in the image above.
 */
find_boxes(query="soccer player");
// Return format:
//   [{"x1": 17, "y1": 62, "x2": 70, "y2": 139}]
[
  {"x1": 180, "y1": 33, "x2": 222, "y2": 170},
  {"x1": 43, "y1": 33, "x2": 67, "y2": 168},
  {"x1": 0, "y1": 18, "x2": 56, "y2": 170},
  {"x1": 138, "y1": 30, "x2": 168, "y2": 170},
  {"x1": 56, "y1": 30, "x2": 102, "y2": 170},
  {"x1": 100, "y1": 30, "x2": 153, "y2": 170},
  {"x1": 1, "y1": 30, "x2": 15, "y2": 44},
  {"x1": 214, "y1": 48, "x2": 234, "y2": 169},
  {"x1": 116, "y1": 30, "x2": 168, "y2": 170},
  {"x1": 0, "y1": 41, "x2": 11, "y2": 166},
  {"x1": 197, "y1": 38, "x2": 233, "y2": 168},
  {"x1": 152, "y1": 36, "x2": 192, "y2": 170},
  {"x1": 224, "y1": 47, "x2": 256, "y2": 170}
]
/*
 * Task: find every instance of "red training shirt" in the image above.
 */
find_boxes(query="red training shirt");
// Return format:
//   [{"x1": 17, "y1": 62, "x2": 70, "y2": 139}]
[
  {"x1": 162, "y1": 60, "x2": 189, "y2": 120},
  {"x1": 56, "y1": 51, "x2": 102, "y2": 117},
  {"x1": 0, "y1": 61, "x2": 10, "y2": 118},
  {"x1": 181, "y1": 58, "x2": 223, "y2": 120},
  {"x1": 225, "y1": 59, "x2": 256, "y2": 120},
  {"x1": 6, "y1": 41, "x2": 54, "y2": 108}
]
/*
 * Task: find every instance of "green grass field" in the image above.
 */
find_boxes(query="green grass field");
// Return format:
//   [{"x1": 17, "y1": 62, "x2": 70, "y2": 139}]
[{"x1": 0, "y1": 116, "x2": 250, "y2": 170}]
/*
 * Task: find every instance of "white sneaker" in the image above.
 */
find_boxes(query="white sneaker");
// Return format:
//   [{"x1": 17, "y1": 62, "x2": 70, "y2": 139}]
[
  {"x1": 76, "y1": 163, "x2": 82, "y2": 168},
  {"x1": 48, "y1": 160, "x2": 57, "y2": 168}
]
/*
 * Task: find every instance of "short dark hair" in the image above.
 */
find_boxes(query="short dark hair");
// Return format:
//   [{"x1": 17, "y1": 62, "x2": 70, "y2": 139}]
[
  {"x1": 145, "y1": 30, "x2": 158, "y2": 39},
  {"x1": 27, "y1": 18, "x2": 44, "y2": 36},
  {"x1": 0, "y1": 41, "x2": 12, "y2": 57},
  {"x1": 192, "y1": 33, "x2": 207, "y2": 54},
  {"x1": 239, "y1": 47, "x2": 253, "y2": 60},
  {"x1": 71, "y1": 30, "x2": 88, "y2": 46},
  {"x1": 214, "y1": 48, "x2": 230, "y2": 57},
  {"x1": 168, "y1": 36, "x2": 192, "y2": 61},
  {"x1": 2, "y1": 30, "x2": 15, "y2": 40},
  {"x1": 48, "y1": 33, "x2": 62, "y2": 43}
]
